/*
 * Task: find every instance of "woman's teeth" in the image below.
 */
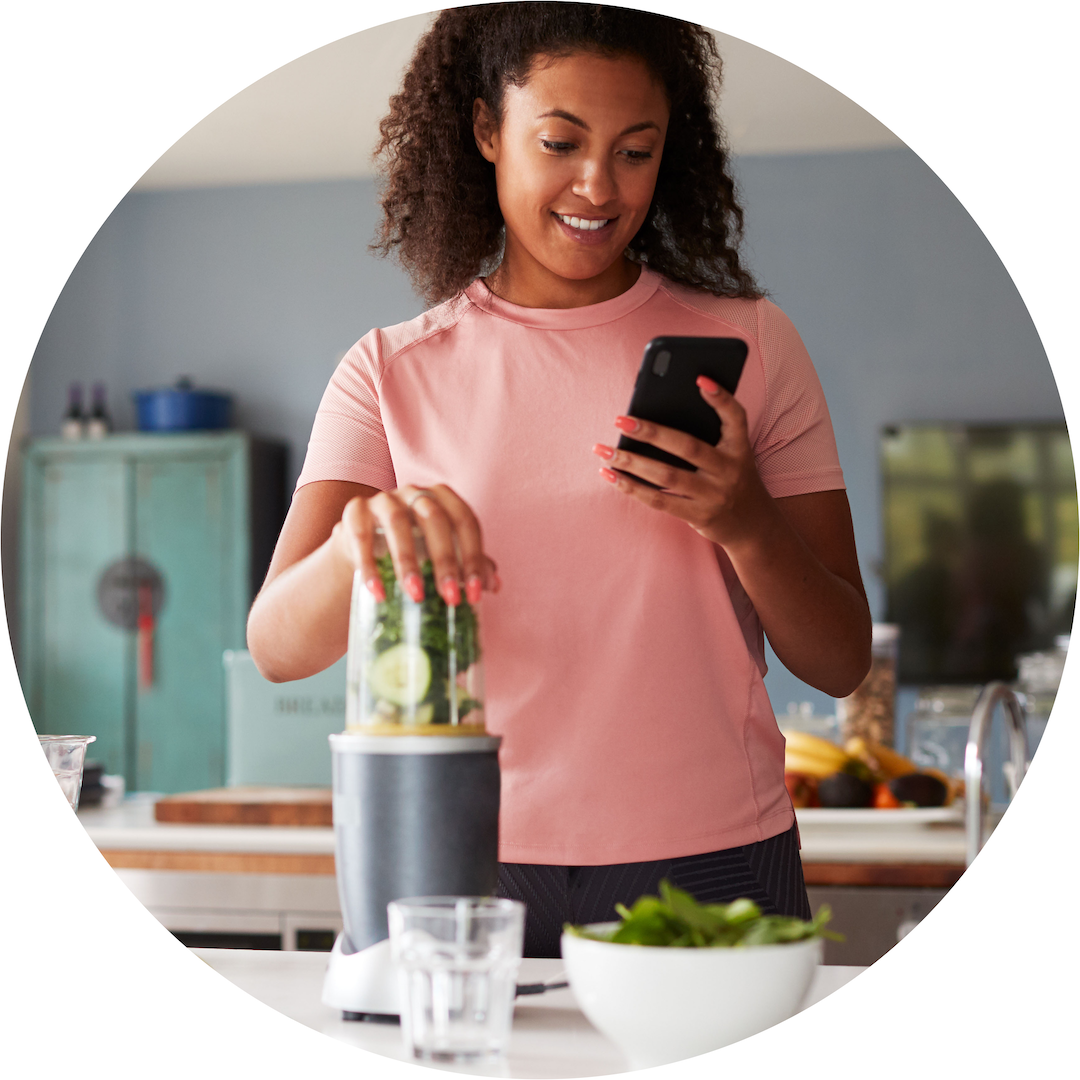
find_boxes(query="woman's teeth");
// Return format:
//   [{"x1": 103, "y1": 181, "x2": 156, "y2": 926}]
[{"x1": 556, "y1": 214, "x2": 609, "y2": 231}]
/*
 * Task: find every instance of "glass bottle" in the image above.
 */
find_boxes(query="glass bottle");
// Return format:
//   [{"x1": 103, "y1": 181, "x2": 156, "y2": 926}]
[
  {"x1": 838, "y1": 623, "x2": 899, "y2": 746},
  {"x1": 61, "y1": 382, "x2": 85, "y2": 440},
  {"x1": 86, "y1": 381, "x2": 111, "y2": 438}
]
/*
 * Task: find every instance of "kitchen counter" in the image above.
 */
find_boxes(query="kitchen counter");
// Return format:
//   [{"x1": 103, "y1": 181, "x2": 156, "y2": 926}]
[
  {"x1": 80, "y1": 795, "x2": 335, "y2": 874},
  {"x1": 80, "y1": 795, "x2": 976, "y2": 884},
  {"x1": 81, "y1": 796, "x2": 976, "y2": 961},
  {"x1": 192, "y1": 948, "x2": 866, "y2": 1076},
  {"x1": 794, "y1": 806, "x2": 980, "y2": 889},
  {"x1": 79, "y1": 795, "x2": 342, "y2": 950}
]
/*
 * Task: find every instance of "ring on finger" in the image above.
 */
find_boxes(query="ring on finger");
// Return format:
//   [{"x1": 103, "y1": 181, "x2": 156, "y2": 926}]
[{"x1": 405, "y1": 488, "x2": 439, "y2": 510}]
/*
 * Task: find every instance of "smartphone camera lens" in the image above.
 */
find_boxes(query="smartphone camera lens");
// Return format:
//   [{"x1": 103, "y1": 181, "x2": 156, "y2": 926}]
[{"x1": 652, "y1": 350, "x2": 671, "y2": 377}]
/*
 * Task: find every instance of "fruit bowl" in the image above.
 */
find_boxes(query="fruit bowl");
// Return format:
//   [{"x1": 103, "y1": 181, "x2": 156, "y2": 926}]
[{"x1": 560, "y1": 924, "x2": 821, "y2": 1069}]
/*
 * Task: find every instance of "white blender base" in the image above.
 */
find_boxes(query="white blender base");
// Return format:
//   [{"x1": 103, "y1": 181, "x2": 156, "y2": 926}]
[{"x1": 321, "y1": 933, "x2": 400, "y2": 1018}]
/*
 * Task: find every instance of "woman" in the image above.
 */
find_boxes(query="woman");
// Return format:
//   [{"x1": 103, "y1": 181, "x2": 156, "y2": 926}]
[{"x1": 247, "y1": 3, "x2": 871, "y2": 957}]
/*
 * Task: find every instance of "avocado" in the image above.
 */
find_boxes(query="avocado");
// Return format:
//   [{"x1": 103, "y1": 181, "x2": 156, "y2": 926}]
[
  {"x1": 817, "y1": 771, "x2": 874, "y2": 808},
  {"x1": 888, "y1": 773, "x2": 948, "y2": 808}
]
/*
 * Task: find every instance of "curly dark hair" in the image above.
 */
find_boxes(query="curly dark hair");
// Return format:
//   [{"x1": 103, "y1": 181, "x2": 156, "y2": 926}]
[{"x1": 372, "y1": 3, "x2": 761, "y2": 305}]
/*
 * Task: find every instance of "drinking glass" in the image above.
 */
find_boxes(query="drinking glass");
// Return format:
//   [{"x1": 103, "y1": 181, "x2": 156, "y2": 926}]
[
  {"x1": 38, "y1": 735, "x2": 97, "y2": 809},
  {"x1": 388, "y1": 896, "x2": 525, "y2": 1062}
]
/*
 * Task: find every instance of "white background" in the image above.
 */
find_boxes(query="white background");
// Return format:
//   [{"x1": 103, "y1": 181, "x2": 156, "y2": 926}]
[{"x1": 2, "y1": 1, "x2": 1077, "y2": 1076}]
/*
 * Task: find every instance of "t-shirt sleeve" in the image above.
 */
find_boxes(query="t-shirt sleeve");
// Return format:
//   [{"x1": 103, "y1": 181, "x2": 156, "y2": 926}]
[
  {"x1": 294, "y1": 329, "x2": 398, "y2": 493},
  {"x1": 752, "y1": 299, "x2": 846, "y2": 498}
]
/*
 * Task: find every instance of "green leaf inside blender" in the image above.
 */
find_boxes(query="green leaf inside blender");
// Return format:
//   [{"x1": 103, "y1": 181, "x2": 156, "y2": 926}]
[{"x1": 367, "y1": 553, "x2": 482, "y2": 724}]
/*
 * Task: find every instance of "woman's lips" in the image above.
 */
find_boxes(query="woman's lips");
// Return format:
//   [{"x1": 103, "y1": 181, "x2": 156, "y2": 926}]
[{"x1": 552, "y1": 212, "x2": 618, "y2": 245}]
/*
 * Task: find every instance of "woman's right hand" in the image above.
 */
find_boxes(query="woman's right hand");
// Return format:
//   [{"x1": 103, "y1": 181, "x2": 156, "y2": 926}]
[
  {"x1": 332, "y1": 484, "x2": 499, "y2": 608},
  {"x1": 248, "y1": 480, "x2": 498, "y2": 682}
]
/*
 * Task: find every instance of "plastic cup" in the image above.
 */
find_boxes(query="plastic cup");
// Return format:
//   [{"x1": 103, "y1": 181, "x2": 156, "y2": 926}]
[
  {"x1": 388, "y1": 896, "x2": 525, "y2": 1062},
  {"x1": 38, "y1": 735, "x2": 97, "y2": 810}
]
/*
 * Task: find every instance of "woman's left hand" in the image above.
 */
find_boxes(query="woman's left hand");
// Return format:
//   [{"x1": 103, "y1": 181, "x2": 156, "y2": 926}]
[
  {"x1": 592, "y1": 375, "x2": 773, "y2": 549},
  {"x1": 591, "y1": 374, "x2": 873, "y2": 697}
]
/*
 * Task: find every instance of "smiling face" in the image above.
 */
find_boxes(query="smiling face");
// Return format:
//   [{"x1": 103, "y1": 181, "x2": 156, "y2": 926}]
[{"x1": 474, "y1": 50, "x2": 670, "y2": 308}]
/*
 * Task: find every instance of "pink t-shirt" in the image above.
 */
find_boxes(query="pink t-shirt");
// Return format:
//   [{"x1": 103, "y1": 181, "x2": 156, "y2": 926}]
[{"x1": 297, "y1": 268, "x2": 845, "y2": 864}]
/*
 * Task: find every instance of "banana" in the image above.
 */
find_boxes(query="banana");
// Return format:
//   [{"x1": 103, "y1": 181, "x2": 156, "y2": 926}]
[
  {"x1": 783, "y1": 730, "x2": 848, "y2": 770},
  {"x1": 845, "y1": 737, "x2": 918, "y2": 779},
  {"x1": 784, "y1": 749, "x2": 846, "y2": 780}
]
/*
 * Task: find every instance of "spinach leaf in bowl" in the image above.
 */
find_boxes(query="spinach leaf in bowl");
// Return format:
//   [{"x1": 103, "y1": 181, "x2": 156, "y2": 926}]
[{"x1": 565, "y1": 880, "x2": 842, "y2": 947}]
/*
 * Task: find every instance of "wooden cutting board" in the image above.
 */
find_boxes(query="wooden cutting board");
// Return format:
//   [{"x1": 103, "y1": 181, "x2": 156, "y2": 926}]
[{"x1": 154, "y1": 786, "x2": 332, "y2": 826}]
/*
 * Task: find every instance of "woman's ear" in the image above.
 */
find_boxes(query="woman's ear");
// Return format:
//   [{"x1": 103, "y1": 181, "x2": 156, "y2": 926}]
[{"x1": 473, "y1": 98, "x2": 499, "y2": 163}]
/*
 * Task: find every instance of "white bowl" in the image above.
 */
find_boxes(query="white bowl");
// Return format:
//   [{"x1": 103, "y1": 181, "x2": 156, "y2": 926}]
[{"x1": 560, "y1": 924, "x2": 822, "y2": 1069}]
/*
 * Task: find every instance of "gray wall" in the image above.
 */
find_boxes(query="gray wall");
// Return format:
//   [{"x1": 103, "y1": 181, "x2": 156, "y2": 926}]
[
  {"x1": 730, "y1": 149, "x2": 1062, "y2": 718},
  {"x1": 29, "y1": 180, "x2": 425, "y2": 488},
  {"x1": 22, "y1": 148, "x2": 1064, "y2": 718}
]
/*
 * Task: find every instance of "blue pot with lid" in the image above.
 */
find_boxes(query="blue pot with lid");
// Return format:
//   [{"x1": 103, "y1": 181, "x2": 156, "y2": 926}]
[{"x1": 133, "y1": 378, "x2": 232, "y2": 432}]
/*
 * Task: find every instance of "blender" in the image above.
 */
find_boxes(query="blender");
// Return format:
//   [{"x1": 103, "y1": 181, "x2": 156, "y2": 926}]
[{"x1": 322, "y1": 532, "x2": 501, "y2": 1020}]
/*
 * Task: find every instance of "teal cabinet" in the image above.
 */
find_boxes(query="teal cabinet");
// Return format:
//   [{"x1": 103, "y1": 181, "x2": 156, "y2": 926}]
[{"x1": 20, "y1": 432, "x2": 286, "y2": 794}]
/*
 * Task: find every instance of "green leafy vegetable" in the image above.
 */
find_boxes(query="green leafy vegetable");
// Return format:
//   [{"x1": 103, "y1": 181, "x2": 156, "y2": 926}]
[
  {"x1": 565, "y1": 880, "x2": 843, "y2": 948},
  {"x1": 368, "y1": 554, "x2": 481, "y2": 724}
]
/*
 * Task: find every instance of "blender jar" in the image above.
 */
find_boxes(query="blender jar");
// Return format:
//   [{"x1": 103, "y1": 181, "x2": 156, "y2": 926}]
[{"x1": 346, "y1": 528, "x2": 484, "y2": 732}]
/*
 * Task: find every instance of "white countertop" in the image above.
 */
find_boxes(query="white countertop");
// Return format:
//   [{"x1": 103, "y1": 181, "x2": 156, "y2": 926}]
[
  {"x1": 81, "y1": 795, "x2": 974, "y2": 864},
  {"x1": 192, "y1": 949, "x2": 865, "y2": 1076},
  {"x1": 794, "y1": 806, "x2": 973, "y2": 864}
]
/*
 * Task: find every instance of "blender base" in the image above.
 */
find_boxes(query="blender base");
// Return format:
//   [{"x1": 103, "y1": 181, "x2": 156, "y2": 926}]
[{"x1": 321, "y1": 932, "x2": 400, "y2": 1019}]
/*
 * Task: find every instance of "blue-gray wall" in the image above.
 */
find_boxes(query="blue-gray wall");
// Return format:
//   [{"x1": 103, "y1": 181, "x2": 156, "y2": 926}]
[
  {"x1": 29, "y1": 180, "x2": 425, "y2": 484},
  {"x1": 730, "y1": 149, "x2": 1062, "y2": 720},
  {"x1": 24, "y1": 147, "x2": 1064, "y2": 721}
]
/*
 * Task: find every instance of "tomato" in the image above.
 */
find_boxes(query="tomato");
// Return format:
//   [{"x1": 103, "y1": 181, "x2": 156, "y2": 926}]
[
  {"x1": 785, "y1": 773, "x2": 819, "y2": 809},
  {"x1": 873, "y1": 782, "x2": 901, "y2": 809}
]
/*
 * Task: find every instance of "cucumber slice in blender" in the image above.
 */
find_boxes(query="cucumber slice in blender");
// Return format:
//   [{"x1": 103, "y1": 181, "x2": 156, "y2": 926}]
[
  {"x1": 373, "y1": 698, "x2": 400, "y2": 721},
  {"x1": 368, "y1": 643, "x2": 431, "y2": 707}
]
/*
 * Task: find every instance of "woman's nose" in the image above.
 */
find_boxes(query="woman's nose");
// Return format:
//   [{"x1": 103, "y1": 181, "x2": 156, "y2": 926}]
[{"x1": 572, "y1": 156, "x2": 617, "y2": 207}]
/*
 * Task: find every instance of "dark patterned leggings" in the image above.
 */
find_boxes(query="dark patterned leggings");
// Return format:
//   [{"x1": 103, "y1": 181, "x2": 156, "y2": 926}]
[{"x1": 496, "y1": 822, "x2": 811, "y2": 958}]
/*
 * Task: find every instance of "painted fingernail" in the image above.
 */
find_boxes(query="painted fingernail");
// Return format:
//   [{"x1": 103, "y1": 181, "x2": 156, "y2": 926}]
[
  {"x1": 441, "y1": 577, "x2": 461, "y2": 606},
  {"x1": 404, "y1": 572, "x2": 424, "y2": 603},
  {"x1": 697, "y1": 375, "x2": 720, "y2": 394},
  {"x1": 600, "y1": 467, "x2": 618, "y2": 483},
  {"x1": 592, "y1": 443, "x2": 614, "y2": 460},
  {"x1": 614, "y1": 416, "x2": 638, "y2": 433},
  {"x1": 466, "y1": 575, "x2": 483, "y2": 605},
  {"x1": 366, "y1": 576, "x2": 386, "y2": 603}
]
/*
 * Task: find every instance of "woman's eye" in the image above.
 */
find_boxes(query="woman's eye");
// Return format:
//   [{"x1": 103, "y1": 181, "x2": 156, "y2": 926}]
[
  {"x1": 540, "y1": 140, "x2": 576, "y2": 153},
  {"x1": 620, "y1": 149, "x2": 654, "y2": 163}
]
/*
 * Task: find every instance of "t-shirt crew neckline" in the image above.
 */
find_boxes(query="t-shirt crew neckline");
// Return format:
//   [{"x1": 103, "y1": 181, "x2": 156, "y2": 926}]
[{"x1": 465, "y1": 266, "x2": 662, "y2": 330}]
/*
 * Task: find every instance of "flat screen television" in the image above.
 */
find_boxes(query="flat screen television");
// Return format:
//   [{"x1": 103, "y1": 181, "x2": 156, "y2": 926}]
[{"x1": 881, "y1": 422, "x2": 1076, "y2": 685}]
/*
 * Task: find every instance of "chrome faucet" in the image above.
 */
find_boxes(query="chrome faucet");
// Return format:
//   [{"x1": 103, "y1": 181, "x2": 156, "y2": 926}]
[{"x1": 965, "y1": 681, "x2": 1029, "y2": 866}]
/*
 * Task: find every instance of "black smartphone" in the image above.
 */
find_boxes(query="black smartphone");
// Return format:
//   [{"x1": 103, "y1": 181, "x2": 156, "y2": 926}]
[{"x1": 616, "y1": 336, "x2": 748, "y2": 488}]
